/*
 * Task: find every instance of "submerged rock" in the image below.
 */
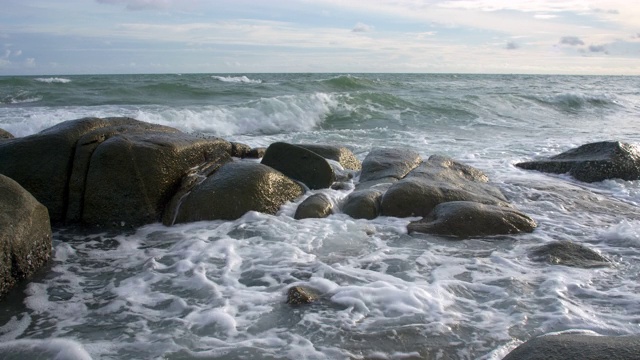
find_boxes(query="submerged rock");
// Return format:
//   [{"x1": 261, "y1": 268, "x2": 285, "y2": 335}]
[
  {"x1": 294, "y1": 193, "x2": 333, "y2": 220},
  {"x1": 408, "y1": 201, "x2": 536, "y2": 238},
  {"x1": 359, "y1": 147, "x2": 421, "y2": 183},
  {"x1": 342, "y1": 189, "x2": 383, "y2": 220},
  {"x1": 0, "y1": 174, "x2": 52, "y2": 297},
  {"x1": 0, "y1": 128, "x2": 13, "y2": 140},
  {"x1": 286, "y1": 285, "x2": 319, "y2": 305},
  {"x1": 381, "y1": 155, "x2": 509, "y2": 218},
  {"x1": 502, "y1": 334, "x2": 640, "y2": 360},
  {"x1": 174, "y1": 161, "x2": 304, "y2": 223},
  {"x1": 529, "y1": 241, "x2": 610, "y2": 268},
  {"x1": 516, "y1": 141, "x2": 640, "y2": 182},
  {"x1": 261, "y1": 142, "x2": 336, "y2": 190}
]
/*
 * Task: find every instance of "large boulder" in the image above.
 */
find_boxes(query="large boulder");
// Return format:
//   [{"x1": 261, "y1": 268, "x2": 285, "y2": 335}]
[
  {"x1": 341, "y1": 189, "x2": 383, "y2": 220},
  {"x1": 529, "y1": 241, "x2": 610, "y2": 268},
  {"x1": 407, "y1": 201, "x2": 536, "y2": 237},
  {"x1": 0, "y1": 117, "x2": 233, "y2": 227},
  {"x1": 0, "y1": 128, "x2": 13, "y2": 140},
  {"x1": 0, "y1": 174, "x2": 51, "y2": 297},
  {"x1": 174, "y1": 161, "x2": 304, "y2": 223},
  {"x1": 296, "y1": 144, "x2": 361, "y2": 171},
  {"x1": 381, "y1": 156, "x2": 509, "y2": 218},
  {"x1": 503, "y1": 334, "x2": 640, "y2": 360},
  {"x1": 359, "y1": 148, "x2": 421, "y2": 183},
  {"x1": 294, "y1": 193, "x2": 333, "y2": 220},
  {"x1": 261, "y1": 142, "x2": 336, "y2": 190},
  {"x1": 516, "y1": 141, "x2": 640, "y2": 182}
]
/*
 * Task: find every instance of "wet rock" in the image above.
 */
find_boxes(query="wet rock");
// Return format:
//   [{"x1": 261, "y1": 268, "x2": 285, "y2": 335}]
[
  {"x1": 516, "y1": 141, "x2": 640, "y2": 182},
  {"x1": 382, "y1": 156, "x2": 509, "y2": 218},
  {"x1": 230, "y1": 142, "x2": 252, "y2": 158},
  {"x1": 359, "y1": 147, "x2": 421, "y2": 183},
  {"x1": 408, "y1": 201, "x2": 537, "y2": 238},
  {"x1": 246, "y1": 147, "x2": 266, "y2": 159},
  {"x1": 174, "y1": 161, "x2": 304, "y2": 223},
  {"x1": 286, "y1": 285, "x2": 319, "y2": 305},
  {"x1": 0, "y1": 128, "x2": 13, "y2": 140},
  {"x1": 502, "y1": 334, "x2": 640, "y2": 360},
  {"x1": 355, "y1": 176, "x2": 398, "y2": 192},
  {"x1": 262, "y1": 142, "x2": 336, "y2": 190},
  {"x1": 529, "y1": 241, "x2": 610, "y2": 268},
  {"x1": 294, "y1": 193, "x2": 333, "y2": 220},
  {"x1": 296, "y1": 144, "x2": 361, "y2": 171},
  {"x1": 0, "y1": 174, "x2": 52, "y2": 297},
  {"x1": 342, "y1": 189, "x2": 383, "y2": 220}
]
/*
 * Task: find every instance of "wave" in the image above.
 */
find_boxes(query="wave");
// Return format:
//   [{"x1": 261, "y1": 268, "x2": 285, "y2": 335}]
[
  {"x1": 34, "y1": 77, "x2": 72, "y2": 84},
  {"x1": 1, "y1": 91, "x2": 42, "y2": 105},
  {"x1": 318, "y1": 75, "x2": 378, "y2": 91},
  {"x1": 524, "y1": 92, "x2": 618, "y2": 111},
  {"x1": 212, "y1": 75, "x2": 262, "y2": 84}
]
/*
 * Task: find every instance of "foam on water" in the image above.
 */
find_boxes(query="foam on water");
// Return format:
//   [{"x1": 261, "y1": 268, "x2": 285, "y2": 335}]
[
  {"x1": 212, "y1": 75, "x2": 262, "y2": 84},
  {"x1": 34, "y1": 77, "x2": 72, "y2": 84}
]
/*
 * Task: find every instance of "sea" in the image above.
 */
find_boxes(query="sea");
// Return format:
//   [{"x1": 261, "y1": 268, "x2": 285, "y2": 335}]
[{"x1": 0, "y1": 73, "x2": 639, "y2": 359}]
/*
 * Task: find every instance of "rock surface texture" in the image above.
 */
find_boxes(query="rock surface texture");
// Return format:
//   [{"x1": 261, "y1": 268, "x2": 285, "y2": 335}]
[
  {"x1": 0, "y1": 174, "x2": 52, "y2": 297},
  {"x1": 261, "y1": 142, "x2": 336, "y2": 190},
  {"x1": 529, "y1": 241, "x2": 610, "y2": 268},
  {"x1": 0, "y1": 128, "x2": 13, "y2": 140},
  {"x1": 294, "y1": 193, "x2": 333, "y2": 220},
  {"x1": 516, "y1": 141, "x2": 640, "y2": 182},
  {"x1": 502, "y1": 334, "x2": 640, "y2": 360}
]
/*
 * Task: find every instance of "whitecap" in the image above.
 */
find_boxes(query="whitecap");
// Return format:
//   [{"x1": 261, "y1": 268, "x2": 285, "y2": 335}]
[
  {"x1": 212, "y1": 75, "x2": 262, "y2": 84},
  {"x1": 34, "y1": 77, "x2": 72, "y2": 84}
]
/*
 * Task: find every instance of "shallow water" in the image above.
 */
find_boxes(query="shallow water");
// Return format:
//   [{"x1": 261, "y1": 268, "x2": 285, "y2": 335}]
[{"x1": 1, "y1": 73, "x2": 640, "y2": 359}]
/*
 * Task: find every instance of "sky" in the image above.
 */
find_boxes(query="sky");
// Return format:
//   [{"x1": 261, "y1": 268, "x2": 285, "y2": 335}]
[{"x1": 1, "y1": 0, "x2": 640, "y2": 75}]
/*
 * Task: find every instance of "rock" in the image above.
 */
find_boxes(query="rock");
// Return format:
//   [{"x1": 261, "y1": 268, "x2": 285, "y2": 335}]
[
  {"x1": 529, "y1": 241, "x2": 610, "y2": 268},
  {"x1": 286, "y1": 285, "x2": 319, "y2": 305},
  {"x1": 294, "y1": 194, "x2": 333, "y2": 220},
  {"x1": 408, "y1": 201, "x2": 537, "y2": 238},
  {"x1": 381, "y1": 156, "x2": 509, "y2": 218},
  {"x1": 261, "y1": 142, "x2": 335, "y2": 189},
  {"x1": 74, "y1": 122, "x2": 232, "y2": 227},
  {"x1": 359, "y1": 148, "x2": 421, "y2": 183},
  {"x1": 296, "y1": 144, "x2": 361, "y2": 171},
  {"x1": 502, "y1": 334, "x2": 640, "y2": 360},
  {"x1": 342, "y1": 189, "x2": 383, "y2": 220},
  {"x1": 0, "y1": 117, "x2": 233, "y2": 227},
  {"x1": 230, "y1": 142, "x2": 252, "y2": 158},
  {"x1": 515, "y1": 141, "x2": 640, "y2": 182},
  {"x1": 247, "y1": 147, "x2": 266, "y2": 159},
  {"x1": 0, "y1": 174, "x2": 52, "y2": 297},
  {"x1": 174, "y1": 161, "x2": 304, "y2": 223},
  {"x1": 0, "y1": 128, "x2": 13, "y2": 140}
]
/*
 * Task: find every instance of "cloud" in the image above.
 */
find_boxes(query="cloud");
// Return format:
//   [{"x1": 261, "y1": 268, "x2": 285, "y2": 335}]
[
  {"x1": 592, "y1": 8, "x2": 619, "y2": 15},
  {"x1": 589, "y1": 44, "x2": 607, "y2": 53},
  {"x1": 96, "y1": 0, "x2": 179, "y2": 11},
  {"x1": 559, "y1": 36, "x2": 584, "y2": 46},
  {"x1": 24, "y1": 58, "x2": 35, "y2": 67},
  {"x1": 13, "y1": 50, "x2": 22, "y2": 57},
  {"x1": 505, "y1": 41, "x2": 519, "y2": 50},
  {"x1": 352, "y1": 22, "x2": 374, "y2": 33}
]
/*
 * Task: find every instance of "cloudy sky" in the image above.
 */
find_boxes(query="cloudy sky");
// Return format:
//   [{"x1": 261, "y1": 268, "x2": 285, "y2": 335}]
[{"x1": 1, "y1": 0, "x2": 639, "y2": 75}]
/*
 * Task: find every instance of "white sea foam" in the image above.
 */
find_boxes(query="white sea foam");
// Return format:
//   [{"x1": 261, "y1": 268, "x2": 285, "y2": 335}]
[
  {"x1": 0, "y1": 339, "x2": 92, "y2": 360},
  {"x1": 212, "y1": 75, "x2": 262, "y2": 84},
  {"x1": 34, "y1": 77, "x2": 72, "y2": 84}
]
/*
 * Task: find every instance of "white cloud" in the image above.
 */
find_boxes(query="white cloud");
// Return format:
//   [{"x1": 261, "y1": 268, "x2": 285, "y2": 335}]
[
  {"x1": 13, "y1": 50, "x2": 22, "y2": 57},
  {"x1": 352, "y1": 22, "x2": 374, "y2": 33},
  {"x1": 95, "y1": 0, "x2": 194, "y2": 11},
  {"x1": 24, "y1": 58, "x2": 35, "y2": 67}
]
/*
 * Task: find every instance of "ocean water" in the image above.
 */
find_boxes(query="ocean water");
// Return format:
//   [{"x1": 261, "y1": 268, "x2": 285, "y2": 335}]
[{"x1": 1, "y1": 73, "x2": 640, "y2": 359}]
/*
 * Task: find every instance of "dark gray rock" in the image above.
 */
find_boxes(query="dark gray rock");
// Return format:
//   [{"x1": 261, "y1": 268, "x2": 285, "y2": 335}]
[
  {"x1": 294, "y1": 194, "x2": 333, "y2": 220},
  {"x1": 355, "y1": 176, "x2": 398, "y2": 192},
  {"x1": 76, "y1": 123, "x2": 232, "y2": 227},
  {"x1": 0, "y1": 174, "x2": 51, "y2": 297},
  {"x1": 342, "y1": 189, "x2": 383, "y2": 220},
  {"x1": 230, "y1": 142, "x2": 252, "y2": 158},
  {"x1": 247, "y1": 147, "x2": 266, "y2": 159},
  {"x1": 408, "y1": 201, "x2": 536, "y2": 238},
  {"x1": 261, "y1": 142, "x2": 335, "y2": 189},
  {"x1": 529, "y1": 241, "x2": 610, "y2": 268},
  {"x1": 516, "y1": 141, "x2": 640, "y2": 182},
  {"x1": 359, "y1": 148, "x2": 421, "y2": 183},
  {"x1": 174, "y1": 161, "x2": 304, "y2": 223},
  {"x1": 381, "y1": 156, "x2": 509, "y2": 218},
  {"x1": 286, "y1": 285, "x2": 319, "y2": 305},
  {"x1": 296, "y1": 144, "x2": 361, "y2": 171},
  {"x1": 503, "y1": 334, "x2": 640, "y2": 360},
  {"x1": 0, "y1": 128, "x2": 13, "y2": 140}
]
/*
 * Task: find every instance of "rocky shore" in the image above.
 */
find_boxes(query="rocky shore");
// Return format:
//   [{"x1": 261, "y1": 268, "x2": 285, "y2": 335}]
[{"x1": 2, "y1": 117, "x2": 640, "y2": 358}]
